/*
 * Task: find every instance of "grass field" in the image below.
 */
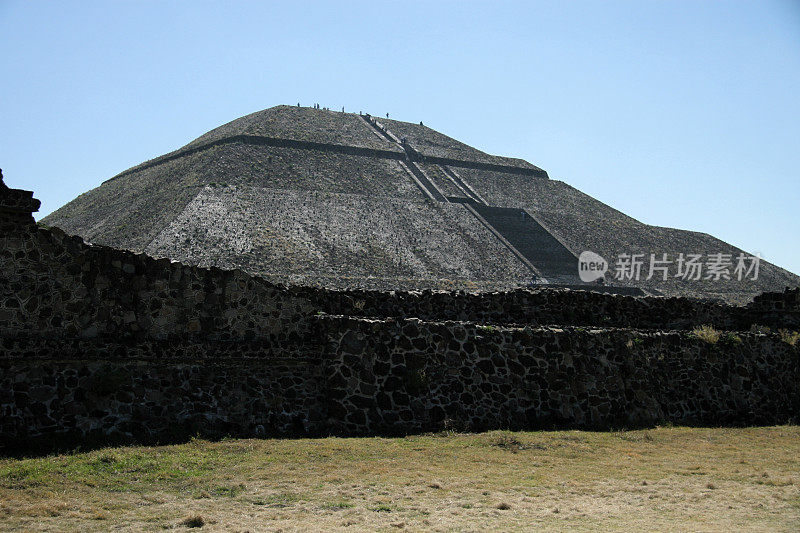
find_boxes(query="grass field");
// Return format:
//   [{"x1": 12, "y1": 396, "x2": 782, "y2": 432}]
[{"x1": 1, "y1": 426, "x2": 798, "y2": 532}]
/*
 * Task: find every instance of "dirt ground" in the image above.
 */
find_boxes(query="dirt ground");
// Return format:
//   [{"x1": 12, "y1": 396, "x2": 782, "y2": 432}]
[{"x1": 1, "y1": 426, "x2": 798, "y2": 532}]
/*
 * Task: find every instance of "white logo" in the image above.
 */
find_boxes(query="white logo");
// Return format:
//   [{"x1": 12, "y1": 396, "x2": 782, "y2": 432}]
[{"x1": 578, "y1": 251, "x2": 608, "y2": 282}]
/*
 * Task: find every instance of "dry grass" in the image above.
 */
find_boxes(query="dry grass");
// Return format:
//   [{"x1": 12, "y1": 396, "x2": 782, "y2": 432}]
[
  {"x1": 180, "y1": 514, "x2": 206, "y2": 528},
  {"x1": 692, "y1": 324, "x2": 721, "y2": 344},
  {"x1": 779, "y1": 329, "x2": 800, "y2": 346},
  {"x1": 0, "y1": 426, "x2": 798, "y2": 531}
]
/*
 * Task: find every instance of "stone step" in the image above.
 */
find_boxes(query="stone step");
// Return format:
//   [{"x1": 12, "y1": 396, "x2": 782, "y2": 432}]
[{"x1": 472, "y1": 205, "x2": 578, "y2": 279}]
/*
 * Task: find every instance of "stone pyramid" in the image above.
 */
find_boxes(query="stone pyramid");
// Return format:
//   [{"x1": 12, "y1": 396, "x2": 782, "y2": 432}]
[{"x1": 42, "y1": 105, "x2": 799, "y2": 303}]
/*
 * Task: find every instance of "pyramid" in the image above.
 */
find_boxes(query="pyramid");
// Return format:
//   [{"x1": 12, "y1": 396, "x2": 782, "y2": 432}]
[{"x1": 43, "y1": 105, "x2": 799, "y2": 303}]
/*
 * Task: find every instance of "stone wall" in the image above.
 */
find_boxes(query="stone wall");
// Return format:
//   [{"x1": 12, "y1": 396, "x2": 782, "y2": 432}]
[
  {"x1": 1, "y1": 221, "x2": 316, "y2": 342},
  {"x1": 294, "y1": 285, "x2": 800, "y2": 332},
  {"x1": 0, "y1": 337, "x2": 325, "y2": 453},
  {"x1": 319, "y1": 317, "x2": 799, "y2": 435},
  {"x1": 1, "y1": 184, "x2": 799, "y2": 453},
  {"x1": 2, "y1": 318, "x2": 797, "y2": 453}
]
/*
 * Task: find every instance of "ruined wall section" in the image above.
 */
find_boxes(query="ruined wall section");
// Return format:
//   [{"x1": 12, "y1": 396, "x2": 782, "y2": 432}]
[
  {"x1": 2, "y1": 185, "x2": 799, "y2": 452},
  {"x1": 1, "y1": 217, "x2": 317, "y2": 342},
  {"x1": 4, "y1": 210, "x2": 799, "y2": 344},
  {"x1": 0, "y1": 337, "x2": 327, "y2": 452},
  {"x1": 2, "y1": 316, "x2": 797, "y2": 452},
  {"x1": 320, "y1": 317, "x2": 800, "y2": 434},
  {"x1": 5, "y1": 204, "x2": 800, "y2": 343},
  {"x1": 295, "y1": 286, "x2": 800, "y2": 332}
]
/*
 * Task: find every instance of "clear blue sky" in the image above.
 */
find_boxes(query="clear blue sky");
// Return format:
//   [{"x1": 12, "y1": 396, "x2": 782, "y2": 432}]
[{"x1": 2, "y1": 0, "x2": 798, "y2": 275}]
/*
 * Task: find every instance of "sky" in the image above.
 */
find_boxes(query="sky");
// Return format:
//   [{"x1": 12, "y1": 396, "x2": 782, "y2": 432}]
[{"x1": 1, "y1": 0, "x2": 799, "y2": 275}]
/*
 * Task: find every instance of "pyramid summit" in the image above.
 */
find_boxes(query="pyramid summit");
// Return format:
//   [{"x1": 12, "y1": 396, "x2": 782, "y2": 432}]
[{"x1": 43, "y1": 104, "x2": 799, "y2": 303}]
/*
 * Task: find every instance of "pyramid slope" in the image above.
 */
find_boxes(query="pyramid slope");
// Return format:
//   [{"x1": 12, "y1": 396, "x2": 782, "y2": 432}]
[
  {"x1": 185, "y1": 105, "x2": 401, "y2": 153},
  {"x1": 369, "y1": 116, "x2": 540, "y2": 170},
  {"x1": 45, "y1": 143, "x2": 419, "y2": 249},
  {"x1": 42, "y1": 105, "x2": 799, "y2": 302},
  {"x1": 456, "y1": 167, "x2": 800, "y2": 302},
  {"x1": 145, "y1": 186, "x2": 532, "y2": 289},
  {"x1": 43, "y1": 149, "x2": 209, "y2": 251}
]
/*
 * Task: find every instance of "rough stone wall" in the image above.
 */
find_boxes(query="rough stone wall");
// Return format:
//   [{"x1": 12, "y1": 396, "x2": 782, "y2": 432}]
[
  {"x1": 0, "y1": 337, "x2": 326, "y2": 453},
  {"x1": 4, "y1": 205, "x2": 799, "y2": 341},
  {"x1": 1, "y1": 186, "x2": 799, "y2": 452},
  {"x1": 748, "y1": 289, "x2": 800, "y2": 327},
  {"x1": 4, "y1": 208, "x2": 798, "y2": 340},
  {"x1": 295, "y1": 286, "x2": 800, "y2": 332},
  {"x1": 0, "y1": 189, "x2": 40, "y2": 218},
  {"x1": 2, "y1": 317, "x2": 797, "y2": 453},
  {"x1": 1, "y1": 221, "x2": 316, "y2": 341},
  {"x1": 320, "y1": 317, "x2": 799, "y2": 435}
]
